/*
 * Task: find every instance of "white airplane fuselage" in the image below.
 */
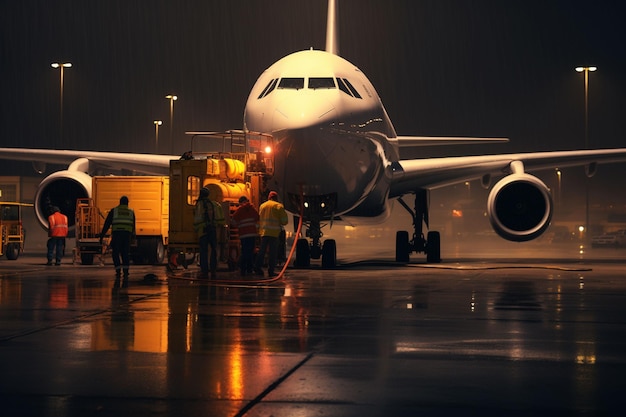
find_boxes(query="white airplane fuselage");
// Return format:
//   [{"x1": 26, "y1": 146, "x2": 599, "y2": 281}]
[{"x1": 244, "y1": 50, "x2": 400, "y2": 221}]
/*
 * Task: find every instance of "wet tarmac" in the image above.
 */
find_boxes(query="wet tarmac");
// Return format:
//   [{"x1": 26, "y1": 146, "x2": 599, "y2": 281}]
[{"x1": 1, "y1": 242, "x2": 626, "y2": 416}]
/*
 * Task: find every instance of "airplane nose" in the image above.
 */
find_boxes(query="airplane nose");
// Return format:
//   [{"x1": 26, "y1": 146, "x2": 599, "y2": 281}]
[{"x1": 273, "y1": 93, "x2": 337, "y2": 130}]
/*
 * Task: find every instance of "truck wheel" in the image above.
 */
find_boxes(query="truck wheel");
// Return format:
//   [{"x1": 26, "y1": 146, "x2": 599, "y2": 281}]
[
  {"x1": 5, "y1": 243, "x2": 20, "y2": 260},
  {"x1": 136, "y1": 238, "x2": 165, "y2": 265},
  {"x1": 151, "y1": 238, "x2": 165, "y2": 265},
  {"x1": 81, "y1": 253, "x2": 94, "y2": 265}
]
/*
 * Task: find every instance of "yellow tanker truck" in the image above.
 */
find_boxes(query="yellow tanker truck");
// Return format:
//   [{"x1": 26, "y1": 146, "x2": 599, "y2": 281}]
[{"x1": 167, "y1": 130, "x2": 274, "y2": 270}]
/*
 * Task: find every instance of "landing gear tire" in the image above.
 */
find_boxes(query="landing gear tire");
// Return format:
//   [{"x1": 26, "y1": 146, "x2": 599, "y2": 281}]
[
  {"x1": 294, "y1": 238, "x2": 311, "y2": 268},
  {"x1": 426, "y1": 231, "x2": 441, "y2": 263},
  {"x1": 321, "y1": 239, "x2": 337, "y2": 268},
  {"x1": 395, "y1": 231, "x2": 410, "y2": 263}
]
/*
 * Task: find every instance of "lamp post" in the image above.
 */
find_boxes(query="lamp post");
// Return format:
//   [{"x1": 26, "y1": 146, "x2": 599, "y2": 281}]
[
  {"x1": 165, "y1": 94, "x2": 178, "y2": 154},
  {"x1": 575, "y1": 66, "x2": 596, "y2": 241},
  {"x1": 555, "y1": 168, "x2": 562, "y2": 209},
  {"x1": 575, "y1": 66, "x2": 597, "y2": 149},
  {"x1": 153, "y1": 120, "x2": 162, "y2": 153},
  {"x1": 51, "y1": 62, "x2": 72, "y2": 149}
]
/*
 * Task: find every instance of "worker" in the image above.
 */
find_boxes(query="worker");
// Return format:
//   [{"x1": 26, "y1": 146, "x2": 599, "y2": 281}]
[
  {"x1": 194, "y1": 187, "x2": 225, "y2": 279},
  {"x1": 254, "y1": 191, "x2": 288, "y2": 277},
  {"x1": 100, "y1": 196, "x2": 136, "y2": 285},
  {"x1": 232, "y1": 195, "x2": 260, "y2": 276},
  {"x1": 46, "y1": 206, "x2": 68, "y2": 266}
]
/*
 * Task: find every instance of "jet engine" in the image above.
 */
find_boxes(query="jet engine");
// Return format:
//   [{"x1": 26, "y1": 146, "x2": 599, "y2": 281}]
[
  {"x1": 486, "y1": 172, "x2": 553, "y2": 242},
  {"x1": 33, "y1": 170, "x2": 93, "y2": 232}
]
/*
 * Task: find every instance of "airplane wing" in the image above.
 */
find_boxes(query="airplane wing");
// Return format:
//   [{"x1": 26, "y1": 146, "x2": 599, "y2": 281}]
[
  {"x1": 395, "y1": 136, "x2": 509, "y2": 147},
  {"x1": 0, "y1": 148, "x2": 176, "y2": 175},
  {"x1": 390, "y1": 148, "x2": 626, "y2": 197}
]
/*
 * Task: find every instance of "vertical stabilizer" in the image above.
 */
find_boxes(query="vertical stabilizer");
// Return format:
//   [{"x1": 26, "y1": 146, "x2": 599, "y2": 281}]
[{"x1": 325, "y1": 0, "x2": 339, "y2": 55}]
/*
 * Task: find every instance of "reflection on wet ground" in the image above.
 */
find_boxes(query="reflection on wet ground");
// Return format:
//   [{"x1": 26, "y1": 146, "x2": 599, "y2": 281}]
[{"x1": 1, "y1": 252, "x2": 626, "y2": 416}]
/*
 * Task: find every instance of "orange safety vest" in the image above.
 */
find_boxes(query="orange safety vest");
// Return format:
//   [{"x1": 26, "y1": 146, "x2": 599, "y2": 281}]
[
  {"x1": 232, "y1": 202, "x2": 259, "y2": 239},
  {"x1": 48, "y1": 212, "x2": 69, "y2": 237}
]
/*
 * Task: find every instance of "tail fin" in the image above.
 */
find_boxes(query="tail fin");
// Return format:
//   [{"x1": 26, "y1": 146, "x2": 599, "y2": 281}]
[{"x1": 325, "y1": 0, "x2": 339, "y2": 55}]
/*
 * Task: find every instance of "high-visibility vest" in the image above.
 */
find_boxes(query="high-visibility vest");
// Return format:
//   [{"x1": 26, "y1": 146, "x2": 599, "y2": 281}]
[
  {"x1": 111, "y1": 205, "x2": 135, "y2": 232},
  {"x1": 194, "y1": 198, "x2": 225, "y2": 234},
  {"x1": 258, "y1": 200, "x2": 288, "y2": 238},
  {"x1": 48, "y1": 212, "x2": 68, "y2": 237}
]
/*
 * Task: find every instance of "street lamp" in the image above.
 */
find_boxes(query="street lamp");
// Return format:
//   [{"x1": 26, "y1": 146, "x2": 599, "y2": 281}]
[
  {"x1": 153, "y1": 120, "x2": 162, "y2": 153},
  {"x1": 165, "y1": 94, "x2": 178, "y2": 154},
  {"x1": 575, "y1": 66, "x2": 596, "y2": 241},
  {"x1": 575, "y1": 66, "x2": 597, "y2": 149},
  {"x1": 51, "y1": 62, "x2": 72, "y2": 149},
  {"x1": 555, "y1": 168, "x2": 562, "y2": 208}
]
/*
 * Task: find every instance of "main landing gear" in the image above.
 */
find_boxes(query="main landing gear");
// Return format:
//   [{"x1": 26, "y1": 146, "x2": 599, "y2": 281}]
[{"x1": 395, "y1": 189, "x2": 441, "y2": 264}]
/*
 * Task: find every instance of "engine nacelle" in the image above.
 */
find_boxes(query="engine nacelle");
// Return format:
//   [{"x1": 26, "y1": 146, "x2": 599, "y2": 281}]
[
  {"x1": 487, "y1": 173, "x2": 553, "y2": 242},
  {"x1": 33, "y1": 170, "x2": 93, "y2": 232}
]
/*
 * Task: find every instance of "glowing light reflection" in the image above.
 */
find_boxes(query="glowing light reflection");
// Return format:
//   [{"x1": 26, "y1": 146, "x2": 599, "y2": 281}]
[{"x1": 228, "y1": 331, "x2": 244, "y2": 399}]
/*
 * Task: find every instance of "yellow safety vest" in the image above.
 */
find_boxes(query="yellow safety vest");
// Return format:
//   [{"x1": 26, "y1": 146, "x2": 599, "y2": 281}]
[
  {"x1": 112, "y1": 205, "x2": 135, "y2": 232},
  {"x1": 258, "y1": 200, "x2": 288, "y2": 238},
  {"x1": 194, "y1": 198, "x2": 225, "y2": 234}
]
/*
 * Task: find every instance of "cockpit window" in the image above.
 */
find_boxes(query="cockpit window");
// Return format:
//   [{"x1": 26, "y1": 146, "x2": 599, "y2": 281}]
[
  {"x1": 336, "y1": 78, "x2": 352, "y2": 96},
  {"x1": 342, "y1": 78, "x2": 362, "y2": 99},
  {"x1": 258, "y1": 77, "x2": 361, "y2": 97},
  {"x1": 257, "y1": 78, "x2": 278, "y2": 99},
  {"x1": 278, "y1": 77, "x2": 305, "y2": 90},
  {"x1": 308, "y1": 77, "x2": 336, "y2": 90},
  {"x1": 336, "y1": 78, "x2": 362, "y2": 99}
]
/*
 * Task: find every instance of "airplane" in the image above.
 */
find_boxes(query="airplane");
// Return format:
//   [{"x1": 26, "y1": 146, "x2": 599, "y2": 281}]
[{"x1": 2, "y1": 0, "x2": 626, "y2": 267}]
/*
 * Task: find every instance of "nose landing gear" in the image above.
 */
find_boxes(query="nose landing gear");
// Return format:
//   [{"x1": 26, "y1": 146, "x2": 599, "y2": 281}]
[
  {"x1": 289, "y1": 192, "x2": 338, "y2": 269},
  {"x1": 293, "y1": 216, "x2": 337, "y2": 268}
]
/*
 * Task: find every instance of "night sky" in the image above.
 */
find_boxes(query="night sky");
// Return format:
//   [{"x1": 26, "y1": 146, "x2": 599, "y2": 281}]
[{"x1": 1, "y1": 0, "x2": 625, "y2": 163}]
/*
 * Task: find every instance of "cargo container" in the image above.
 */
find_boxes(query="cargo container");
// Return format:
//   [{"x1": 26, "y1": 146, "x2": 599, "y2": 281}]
[{"x1": 75, "y1": 176, "x2": 169, "y2": 265}]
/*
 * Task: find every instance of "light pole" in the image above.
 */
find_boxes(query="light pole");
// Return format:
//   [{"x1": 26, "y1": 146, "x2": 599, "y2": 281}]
[
  {"x1": 153, "y1": 120, "x2": 162, "y2": 153},
  {"x1": 555, "y1": 168, "x2": 562, "y2": 209},
  {"x1": 575, "y1": 66, "x2": 596, "y2": 241},
  {"x1": 575, "y1": 66, "x2": 597, "y2": 149},
  {"x1": 51, "y1": 62, "x2": 72, "y2": 149},
  {"x1": 165, "y1": 94, "x2": 178, "y2": 154}
]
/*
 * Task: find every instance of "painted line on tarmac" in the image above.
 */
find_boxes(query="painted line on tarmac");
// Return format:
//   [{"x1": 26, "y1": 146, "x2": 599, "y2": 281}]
[
  {"x1": 234, "y1": 351, "x2": 316, "y2": 417},
  {"x1": 407, "y1": 263, "x2": 592, "y2": 272}
]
